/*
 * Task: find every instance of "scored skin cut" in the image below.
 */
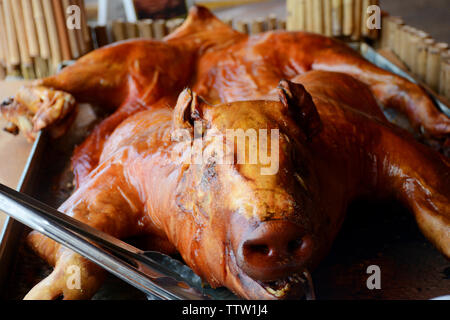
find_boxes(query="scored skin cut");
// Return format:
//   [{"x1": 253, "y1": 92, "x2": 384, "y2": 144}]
[{"x1": 0, "y1": 6, "x2": 448, "y2": 300}]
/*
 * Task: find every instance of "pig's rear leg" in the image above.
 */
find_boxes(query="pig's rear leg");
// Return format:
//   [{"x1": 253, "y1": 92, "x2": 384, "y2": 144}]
[{"x1": 25, "y1": 162, "x2": 147, "y2": 300}]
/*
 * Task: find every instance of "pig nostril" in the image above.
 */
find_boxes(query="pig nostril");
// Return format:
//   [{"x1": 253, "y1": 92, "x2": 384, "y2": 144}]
[
  {"x1": 287, "y1": 238, "x2": 303, "y2": 252},
  {"x1": 245, "y1": 243, "x2": 270, "y2": 255}
]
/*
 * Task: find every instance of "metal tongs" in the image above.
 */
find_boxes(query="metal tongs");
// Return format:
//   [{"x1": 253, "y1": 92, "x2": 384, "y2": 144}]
[{"x1": 0, "y1": 183, "x2": 212, "y2": 300}]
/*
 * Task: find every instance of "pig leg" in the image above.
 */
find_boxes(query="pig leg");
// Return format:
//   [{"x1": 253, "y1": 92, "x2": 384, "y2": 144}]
[
  {"x1": 362, "y1": 122, "x2": 450, "y2": 256},
  {"x1": 1, "y1": 40, "x2": 193, "y2": 140},
  {"x1": 312, "y1": 48, "x2": 450, "y2": 138},
  {"x1": 25, "y1": 162, "x2": 148, "y2": 300}
]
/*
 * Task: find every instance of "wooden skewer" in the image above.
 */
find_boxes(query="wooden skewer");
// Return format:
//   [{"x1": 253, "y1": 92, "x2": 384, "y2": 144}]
[
  {"x1": 42, "y1": 0, "x2": 62, "y2": 74},
  {"x1": 352, "y1": 0, "x2": 362, "y2": 40},
  {"x1": 125, "y1": 22, "x2": 138, "y2": 39},
  {"x1": 342, "y1": 0, "x2": 354, "y2": 37},
  {"x1": 21, "y1": 0, "x2": 40, "y2": 58},
  {"x1": 137, "y1": 19, "x2": 153, "y2": 39},
  {"x1": 2, "y1": 0, "x2": 21, "y2": 67},
  {"x1": 153, "y1": 19, "x2": 168, "y2": 39},
  {"x1": 331, "y1": 0, "x2": 343, "y2": 36},
  {"x1": 266, "y1": 14, "x2": 277, "y2": 31},
  {"x1": 425, "y1": 42, "x2": 447, "y2": 92},
  {"x1": 63, "y1": 0, "x2": 81, "y2": 59},
  {"x1": 31, "y1": 0, "x2": 51, "y2": 60},
  {"x1": 52, "y1": 0, "x2": 72, "y2": 61},
  {"x1": 323, "y1": 0, "x2": 333, "y2": 36},
  {"x1": 251, "y1": 18, "x2": 265, "y2": 35}
]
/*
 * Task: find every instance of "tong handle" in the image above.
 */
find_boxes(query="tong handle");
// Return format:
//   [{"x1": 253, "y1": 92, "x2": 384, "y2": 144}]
[{"x1": 0, "y1": 183, "x2": 209, "y2": 300}]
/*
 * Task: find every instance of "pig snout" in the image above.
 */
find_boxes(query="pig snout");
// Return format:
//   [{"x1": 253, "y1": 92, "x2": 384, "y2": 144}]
[{"x1": 235, "y1": 221, "x2": 313, "y2": 281}]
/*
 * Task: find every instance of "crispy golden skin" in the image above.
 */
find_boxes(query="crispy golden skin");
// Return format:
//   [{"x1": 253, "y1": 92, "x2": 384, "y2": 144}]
[{"x1": 0, "y1": 7, "x2": 448, "y2": 300}]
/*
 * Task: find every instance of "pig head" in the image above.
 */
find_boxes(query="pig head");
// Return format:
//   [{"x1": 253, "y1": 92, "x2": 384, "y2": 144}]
[{"x1": 164, "y1": 81, "x2": 329, "y2": 299}]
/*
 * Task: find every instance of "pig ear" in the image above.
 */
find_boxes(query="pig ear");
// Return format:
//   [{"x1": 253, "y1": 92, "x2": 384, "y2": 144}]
[
  {"x1": 173, "y1": 88, "x2": 205, "y2": 130},
  {"x1": 278, "y1": 80, "x2": 322, "y2": 139}
]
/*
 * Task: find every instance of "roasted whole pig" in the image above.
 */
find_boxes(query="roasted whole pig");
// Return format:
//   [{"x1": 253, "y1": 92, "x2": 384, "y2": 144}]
[{"x1": 1, "y1": 7, "x2": 449, "y2": 300}]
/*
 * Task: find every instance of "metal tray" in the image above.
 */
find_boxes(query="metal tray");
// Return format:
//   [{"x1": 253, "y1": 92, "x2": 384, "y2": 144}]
[{"x1": 0, "y1": 46, "x2": 449, "y2": 300}]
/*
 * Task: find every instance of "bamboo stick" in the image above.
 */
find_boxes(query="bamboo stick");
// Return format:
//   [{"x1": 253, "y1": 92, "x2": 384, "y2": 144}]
[
  {"x1": 235, "y1": 20, "x2": 249, "y2": 34},
  {"x1": 331, "y1": 0, "x2": 343, "y2": 36},
  {"x1": 398, "y1": 26, "x2": 411, "y2": 65},
  {"x1": 342, "y1": 0, "x2": 354, "y2": 37},
  {"x1": 0, "y1": 64, "x2": 5, "y2": 79},
  {"x1": 222, "y1": 18, "x2": 232, "y2": 27},
  {"x1": 286, "y1": 0, "x2": 295, "y2": 31},
  {"x1": 52, "y1": 0, "x2": 72, "y2": 61},
  {"x1": 42, "y1": 0, "x2": 62, "y2": 73},
  {"x1": 361, "y1": 0, "x2": 369, "y2": 37},
  {"x1": 352, "y1": 0, "x2": 362, "y2": 40},
  {"x1": 34, "y1": 56, "x2": 49, "y2": 78},
  {"x1": 380, "y1": 15, "x2": 393, "y2": 49},
  {"x1": 11, "y1": 0, "x2": 35, "y2": 78},
  {"x1": 63, "y1": 0, "x2": 81, "y2": 59},
  {"x1": 0, "y1": 1, "x2": 9, "y2": 67},
  {"x1": 71, "y1": 0, "x2": 86, "y2": 55},
  {"x1": 167, "y1": 18, "x2": 183, "y2": 34},
  {"x1": 32, "y1": 0, "x2": 50, "y2": 60},
  {"x1": 78, "y1": 0, "x2": 92, "y2": 53},
  {"x1": 404, "y1": 27, "x2": 418, "y2": 70},
  {"x1": 392, "y1": 18, "x2": 404, "y2": 56},
  {"x1": 137, "y1": 19, "x2": 153, "y2": 39},
  {"x1": 305, "y1": 0, "x2": 314, "y2": 32},
  {"x1": 416, "y1": 38, "x2": 434, "y2": 81},
  {"x1": 266, "y1": 14, "x2": 277, "y2": 31},
  {"x1": 426, "y1": 42, "x2": 447, "y2": 92},
  {"x1": 251, "y1": 18, "x2": 265, "y2": 34},
  {"x1": 22, "y1": 0, "x2": 40, "y2": 58},
  {"x1": 312, "y1": 0, "x2": 323, "y2": 34},
  {"x1": 153, "y1": 19, "x2": 168, "y2": 39},
  {"x1": 125, "y1": 22, "x2": 138, "y2": 39},
  {"x1": 94, "y1": 25, "x2": 109, "y2": 48},
  {"x1": 409, "y1": 30, "x2": 429, "y2": 76},
  {"x1": 323, "y1": 0, "x2": 332, "y2": 36},
  {"x1": 3, "y1": 0, "x2": 21, "y2": 67},
  {"x1": 439, "y1": 54, "x2": 450, "y2": 98},
  {"x1": 278, "y1": 19, "x2": 286, "y2": 30}
]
